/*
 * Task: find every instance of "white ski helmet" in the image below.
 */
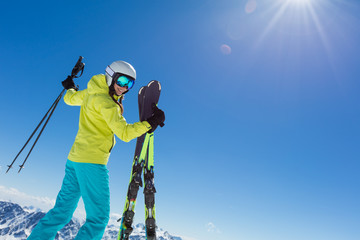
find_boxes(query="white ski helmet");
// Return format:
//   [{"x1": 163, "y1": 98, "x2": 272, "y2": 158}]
[{"x1": 105, "y1": 60, "x2": 136, "y2": 86}]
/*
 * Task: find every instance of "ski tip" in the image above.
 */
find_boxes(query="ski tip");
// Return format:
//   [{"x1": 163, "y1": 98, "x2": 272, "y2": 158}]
[
  {"x1": 147, "y1": 80, "x2": 161, "y2": 91},
  {"x1": 147, "y1": 80, "x2": 158, "y2": 86},
  {"x1": 18, "y1": 165, "x2": 24, "y2": 173},
  {"x1": 139, "y1": 86, "x2": 146, "y2": 94}
]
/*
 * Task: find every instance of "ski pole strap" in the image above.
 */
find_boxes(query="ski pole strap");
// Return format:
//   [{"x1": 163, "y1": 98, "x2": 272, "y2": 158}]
[{"x1": 71, "y1": 56, "x2": 85, "y2": 78}]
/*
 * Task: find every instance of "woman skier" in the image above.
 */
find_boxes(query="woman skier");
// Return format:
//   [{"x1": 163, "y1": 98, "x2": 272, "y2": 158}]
[{"x1": 27, "y1": 60, "x2": 165, "y2": 240}]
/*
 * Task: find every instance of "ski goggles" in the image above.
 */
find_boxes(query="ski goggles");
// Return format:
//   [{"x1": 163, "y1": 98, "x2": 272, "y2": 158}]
[
  {"x1": 116, "y1": 75, "x2": 135, "y2": 90},
  {"x1": 106, "y1": 66, "x2": 135, "y2": 90}
]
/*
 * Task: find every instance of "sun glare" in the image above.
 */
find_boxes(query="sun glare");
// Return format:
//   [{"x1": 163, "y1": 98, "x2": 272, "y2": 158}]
[
  {"x1": 253, "y1": 0, "x2": 325, "y2": 45},
  {"x1": 288, "y1": 0, "x2": 311, "y2": 5}
]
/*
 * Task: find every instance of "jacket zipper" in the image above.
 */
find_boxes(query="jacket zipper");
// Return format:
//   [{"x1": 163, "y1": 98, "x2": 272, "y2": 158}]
[{"x1": 109, "y1": 136, "x2": 115, "y2": 153}]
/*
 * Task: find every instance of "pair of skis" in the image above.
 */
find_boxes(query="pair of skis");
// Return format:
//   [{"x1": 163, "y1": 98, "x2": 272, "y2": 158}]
[{"x1": 118, "y1": 80, "x2": 162, "y2": 240}]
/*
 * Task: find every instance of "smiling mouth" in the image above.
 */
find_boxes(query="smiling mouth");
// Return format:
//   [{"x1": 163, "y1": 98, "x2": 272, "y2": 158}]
[{"x1": 117, "y1": 89, "x2": 127, "y2": 95}]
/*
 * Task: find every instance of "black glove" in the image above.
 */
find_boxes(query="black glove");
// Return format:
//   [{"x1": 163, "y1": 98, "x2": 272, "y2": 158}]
[
  {"x1": 62, "y1": 76, "x2": 78, "y2": 90},
  {"x1": 146, "y1": 104, "x2": 165, "y2": 133}
]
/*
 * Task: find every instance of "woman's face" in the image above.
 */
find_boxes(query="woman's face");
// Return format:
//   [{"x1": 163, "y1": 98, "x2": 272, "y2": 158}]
[{"x1": 114, "y1": 83, "x2": 128, "y2": 96}]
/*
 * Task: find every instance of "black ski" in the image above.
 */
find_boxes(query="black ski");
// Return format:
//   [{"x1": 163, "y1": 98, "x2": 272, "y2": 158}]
[{"x1": 118, "y1": 80, "x2": 162, "y2": 240}]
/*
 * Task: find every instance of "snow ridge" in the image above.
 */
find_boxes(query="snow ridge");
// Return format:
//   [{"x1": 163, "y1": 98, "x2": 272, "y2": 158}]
[{"x1": 0, "y1": 201, "x2": 182, "y2": 240}]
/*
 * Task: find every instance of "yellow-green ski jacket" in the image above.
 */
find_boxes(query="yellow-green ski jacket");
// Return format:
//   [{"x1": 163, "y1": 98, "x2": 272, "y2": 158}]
[{"x1": 63, "y1": 74, "x2": 151, "y2": 165}]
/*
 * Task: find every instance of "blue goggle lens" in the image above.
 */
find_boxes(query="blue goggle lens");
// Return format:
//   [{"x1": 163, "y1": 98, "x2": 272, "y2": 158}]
[{"x1": 116, "y1": 75, "x2": 135, "y2": 90}]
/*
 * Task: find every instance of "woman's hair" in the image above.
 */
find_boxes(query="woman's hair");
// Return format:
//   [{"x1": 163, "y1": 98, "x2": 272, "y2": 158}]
[{"x1": 109, "y1": 84, "x2": 124, "y2": 114}]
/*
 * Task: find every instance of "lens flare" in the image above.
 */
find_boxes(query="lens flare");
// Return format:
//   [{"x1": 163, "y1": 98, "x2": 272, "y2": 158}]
[
  {"x1": 245, "y1": 0, "x2": 257, "y2": 14},
  {"x1": 220, "y1": 44, "x2": 232, "y2": 55}
]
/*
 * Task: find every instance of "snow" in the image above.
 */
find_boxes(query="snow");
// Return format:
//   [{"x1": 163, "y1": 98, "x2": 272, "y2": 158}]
[{"x1": 0, "y1": 200, "x2": 184, "y2": 240}]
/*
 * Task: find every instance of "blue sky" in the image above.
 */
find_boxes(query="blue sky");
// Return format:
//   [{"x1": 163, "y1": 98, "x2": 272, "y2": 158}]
[{"x1": 1, "y1": 0, "x2": 360, "y2": 239}]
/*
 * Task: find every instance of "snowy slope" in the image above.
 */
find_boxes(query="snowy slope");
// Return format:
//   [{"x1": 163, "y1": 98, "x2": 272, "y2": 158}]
[{"x1": 0, "y1": 201, "x2": 182, "y2": 240}]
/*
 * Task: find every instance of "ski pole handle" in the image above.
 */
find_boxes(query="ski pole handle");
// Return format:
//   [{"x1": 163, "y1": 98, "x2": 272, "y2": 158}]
[{"x1": 71, "y1": 56, "x2": 85, "y2": 78}]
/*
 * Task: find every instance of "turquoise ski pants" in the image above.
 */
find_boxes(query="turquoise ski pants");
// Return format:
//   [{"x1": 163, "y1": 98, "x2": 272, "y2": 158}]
[{"x1": 27, "y1": 160, "x2": 110, "y2": 240}]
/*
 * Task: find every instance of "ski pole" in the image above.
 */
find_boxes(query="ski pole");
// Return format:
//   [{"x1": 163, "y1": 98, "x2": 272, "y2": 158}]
[
  {"x1": 17, "y1": 89, "x2": 65, "y2": 173},
  {"x1": 6, "y1": 89, "x2": 65, "y2": 173},
  {"x1": 6, "y1": 56, "x2": 85, "y2": 173}
]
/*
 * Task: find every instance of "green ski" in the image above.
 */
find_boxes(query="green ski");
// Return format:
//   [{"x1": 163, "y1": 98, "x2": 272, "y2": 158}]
[{"x1": 118, "y1": 81, "x2": 162, "y2": 240}]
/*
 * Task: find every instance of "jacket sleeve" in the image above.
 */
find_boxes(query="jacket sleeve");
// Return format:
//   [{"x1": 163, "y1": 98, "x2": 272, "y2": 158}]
[
  {"x1": 100, "y1": 102, "x2": 151, "y2": 142},
  {"x1": 63, "y1": 89, "x2": 87, "y2": 106}
]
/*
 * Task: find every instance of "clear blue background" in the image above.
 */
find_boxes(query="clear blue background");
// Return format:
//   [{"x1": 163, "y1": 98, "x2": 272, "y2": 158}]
[{"x1": 1, "y1": 0, "x2": 359, "y2": 239}]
